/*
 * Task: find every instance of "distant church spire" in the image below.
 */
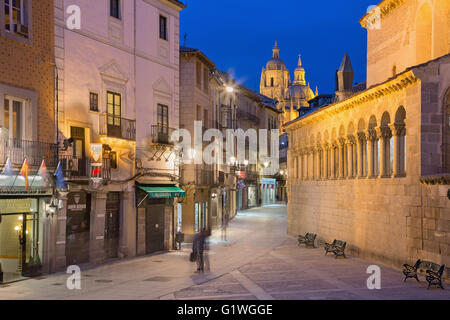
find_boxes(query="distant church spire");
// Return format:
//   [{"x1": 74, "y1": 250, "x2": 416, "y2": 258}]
[
  {"x1": 272, "y1": 41, "x2": 280, "y2": 59},
  {"x1": 315, "y1": 86, "x2": 319, "y2": 96},
  {"x1": 293, "y1": 54, "x2": 306, "y2": 85}
]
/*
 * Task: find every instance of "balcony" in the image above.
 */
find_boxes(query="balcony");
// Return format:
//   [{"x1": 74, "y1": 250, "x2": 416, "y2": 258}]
[
  {"x1": 59, "y1": 155, "x2": 111, "y2": 181},
  {"x1": 237, "y1": 109, "x2": 260, "y2": 126},
  {"x1": 99, "y1": 114, "x2": 136, "y2": 141},
  {"x1": 151, "y1": 125, "x2": 176, "y2": 145},
  {"x1": 0, "y1": 138, "x2": 58, "y2": 168}
]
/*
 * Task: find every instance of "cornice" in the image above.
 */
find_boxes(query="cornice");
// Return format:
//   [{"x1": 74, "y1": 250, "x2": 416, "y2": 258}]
[
  {"x1": 285, "y1": 70, "x2": 418, "y2": 130},
  {"x1": 360, "y1": 0, "x2": 407, "y2": 28}
]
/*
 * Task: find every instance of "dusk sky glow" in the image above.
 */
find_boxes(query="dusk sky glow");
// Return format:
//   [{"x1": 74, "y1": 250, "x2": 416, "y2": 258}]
[{"x1": 181, "y1": 0, "x2": 377, "y2": 94}]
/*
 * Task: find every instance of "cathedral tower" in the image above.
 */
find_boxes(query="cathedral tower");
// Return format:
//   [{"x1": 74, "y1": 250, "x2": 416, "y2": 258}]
[{"x1": 260, "y1": 42, "x2": 291, "y2": 102}]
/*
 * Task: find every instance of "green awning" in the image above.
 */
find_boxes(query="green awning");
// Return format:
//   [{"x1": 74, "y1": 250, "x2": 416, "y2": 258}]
[{"x1": 138, "y1": 186, "x2": 185, "y2": 198}]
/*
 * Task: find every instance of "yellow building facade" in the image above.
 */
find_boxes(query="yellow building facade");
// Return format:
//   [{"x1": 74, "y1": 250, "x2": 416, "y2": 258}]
[{"x1": 286, "y1": 0, "x2": 450, "y2": 276}]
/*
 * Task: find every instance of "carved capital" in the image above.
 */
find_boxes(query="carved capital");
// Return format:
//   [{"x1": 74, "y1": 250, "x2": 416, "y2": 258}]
[
  {"x1": 377, "y1": 126, "x2": 392, "y2": 140},
  {"x1": 346, "y1": 134, "x2": 356, "y2": 145},
  {"x1": 357, "y1": 131, "x2": 367, "y2": 143},
  {"x1": 389, "y1": 123, "x2": 406, "y2": 136},
  {"x1": 366, "y1": 129, "x2": 377, "y2": 141}
]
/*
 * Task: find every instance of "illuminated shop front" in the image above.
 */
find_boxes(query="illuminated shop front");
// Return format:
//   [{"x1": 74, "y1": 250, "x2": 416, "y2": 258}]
[
  {"x1": 260, "y1": 178, "x2": 276, "y2": 206},
  {"x1": 0, "y1": 197, "x2": 47, "y2": 283}
]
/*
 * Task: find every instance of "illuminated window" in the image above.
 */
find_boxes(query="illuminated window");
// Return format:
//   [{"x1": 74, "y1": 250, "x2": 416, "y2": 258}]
[
  {"x1": 90, "y1": 92, "x2": 99, "y2": 112},
  {"x1": 3, "y1": 97, "x2": 23, "y2": 140}
]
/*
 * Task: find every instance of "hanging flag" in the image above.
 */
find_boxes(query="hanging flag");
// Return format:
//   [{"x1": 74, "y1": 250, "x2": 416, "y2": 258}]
[
  {"x1": 54, "y1": 161, "x2": 67, "y2": 189},
  {"x1": 37, "y1": 160, "x2": 49, "y2": 188},
  {"x1": 20, "y1": 159, "x2": 29, "y2": 190},
  {"x1": 2, "y1": 158, "x2": 14, "y2": 176}
]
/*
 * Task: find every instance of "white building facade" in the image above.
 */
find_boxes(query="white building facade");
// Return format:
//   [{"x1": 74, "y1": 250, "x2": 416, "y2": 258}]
[{"x1": 52, "y1": 0, "x2": 185, "y2": 271}]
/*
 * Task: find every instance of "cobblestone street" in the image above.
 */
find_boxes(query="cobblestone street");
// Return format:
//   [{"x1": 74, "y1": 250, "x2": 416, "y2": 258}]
[{"x1": 1, "y1": 205, "x2": 449, "y2": 300}]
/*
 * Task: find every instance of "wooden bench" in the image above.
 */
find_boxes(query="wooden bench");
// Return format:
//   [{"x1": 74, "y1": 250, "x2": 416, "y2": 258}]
[
  {"x1": 402, "y1": 259, "x2": 445, "y2": 289},
  {"x1": 324, "y1": 239, "x2": 347, "y2": 258},
  {"x1": 297, "y1": 233, "x2": 317, "y2": 248}
]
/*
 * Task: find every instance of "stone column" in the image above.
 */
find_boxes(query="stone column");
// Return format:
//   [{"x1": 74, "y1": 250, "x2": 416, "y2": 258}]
[
  {"x1": 366, "y1": 129, "x2": 376, "y2": 178},
  {"x1": 90, "y1": 191, "x2": 107, "y2": 265},
  {"x1": 377, "y1": 126, "x2": 392, "y2": 178},
  {"x1": 347, "y1": 135, "x2": 355, "y2": 179},
  {"x1": 330, "y1": 143, "x2": 336, "y2": 179},
  {"x1": 390, "y1": 123, "x2": 406, "y2": 177},
  {"x1": 338, "y1": 138, "x2": 346, "y2": 179},
  {"x1": 120, "y1": 188, "x2": 136, "y2": 258},
  {"x1": 323, "y1": 143, "x2": 329, "y2": 180},
  {"x1": 356, "y1": 132, "x2": 365, "y2": 178},
  {"x1": 315, "y1": 145, "x2": 321, "y2": 180}
]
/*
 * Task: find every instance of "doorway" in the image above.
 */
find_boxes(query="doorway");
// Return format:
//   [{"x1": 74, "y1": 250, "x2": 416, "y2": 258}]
[
  {"x1": 66, "y1": 192, "x2": 91, "y2": 265},
  {"x1": 105, "y1": 192, "x2": 121, "y2": 259},
  {"x1": 0, "y1": 212, "x2": 38, "y2": 283},
  {"x1": 145, "y1": 201, "x2": 165, "y2": 254}
]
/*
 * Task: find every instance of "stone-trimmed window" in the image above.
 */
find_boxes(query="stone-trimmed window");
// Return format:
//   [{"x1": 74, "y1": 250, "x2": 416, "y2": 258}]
[
  {"x1": 110, "y1": 0, "x2": 121, "y2": 20},
  {"x1": 159, "y1": 14, "x2": 168, "y2": 41},
  {"x1": 203, "y1": 66, "x2": 209, "y2": 94},
  {"x1": 89, "y1": 92, "x2": 99, "y2": 112},
  {"x1": 196, "y1": 61, "x2": 202, "y2": 88},
  {"x1": 2, "y1": 0, "x2": 32, "y2": 44}
]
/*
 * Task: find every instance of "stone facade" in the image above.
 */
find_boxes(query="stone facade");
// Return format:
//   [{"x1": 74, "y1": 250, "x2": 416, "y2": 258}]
[
  {"x1": 0, "y1": 0, "x2": 55, "y2": 144},
  {"x1": 286, "y1": 0, "x2": 450, "y2": 277}
]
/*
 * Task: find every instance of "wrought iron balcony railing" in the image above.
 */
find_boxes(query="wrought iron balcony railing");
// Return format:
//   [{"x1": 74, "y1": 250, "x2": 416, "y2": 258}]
[
  {"x1": 151, "y1": 125, "x2": 176, "y2": 145},
  {"x1": 237, "y1": 109, "x2": 260, "y2": 125},
  {"x1": 0, "y1": 138, "x2": 58, "y2": 168},
  {"x1": 59, "y1": 155, "x2": 111, "y2": 180},
  {"x1": 99, "y1": 114, "x2": 136, "y2": 141}
]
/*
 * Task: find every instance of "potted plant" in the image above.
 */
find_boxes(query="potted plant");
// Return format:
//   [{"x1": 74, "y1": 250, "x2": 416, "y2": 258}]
[{"x1": 23, "y1": 255, "x2": 42, "y2": 277}]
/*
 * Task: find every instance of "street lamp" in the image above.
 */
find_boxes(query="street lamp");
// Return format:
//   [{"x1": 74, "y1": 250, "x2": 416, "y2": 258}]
[{"x1": 226, "y1": 86, "x2": 234, "y2": 93}]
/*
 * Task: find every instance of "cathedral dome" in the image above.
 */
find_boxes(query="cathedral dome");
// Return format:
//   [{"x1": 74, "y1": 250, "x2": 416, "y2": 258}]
[
  {"x1": 266, "y1": 58, "x2": 286, "y2": 70},
  {"x1": 286, "y1": 84, "x2": 315, "y2": 101}
]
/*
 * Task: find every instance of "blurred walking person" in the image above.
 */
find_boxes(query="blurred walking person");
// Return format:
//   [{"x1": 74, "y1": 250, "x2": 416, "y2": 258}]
[
  {"x1": 221, "y1": 211, "x2": 229, "y2": 241},
  {"x1": 192, "y1": 229, "x2": 208, "y2": 273}
]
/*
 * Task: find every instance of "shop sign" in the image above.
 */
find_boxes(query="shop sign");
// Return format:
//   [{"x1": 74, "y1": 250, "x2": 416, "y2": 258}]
[
  {"x1": 0, "y1": 198, "x2": 38, "y2": 214},
  {"x1": 236, "y1": 171, "x2": 246, "y2": 179},
  {"x1": 67, "y1": 192, "x2": 87, "y2": 212}
]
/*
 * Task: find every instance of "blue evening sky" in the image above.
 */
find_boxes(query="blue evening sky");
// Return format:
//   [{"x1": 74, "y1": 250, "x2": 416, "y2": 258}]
[{"x1": 180, "y1": 0, "x2": 377, "y2": 95}]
